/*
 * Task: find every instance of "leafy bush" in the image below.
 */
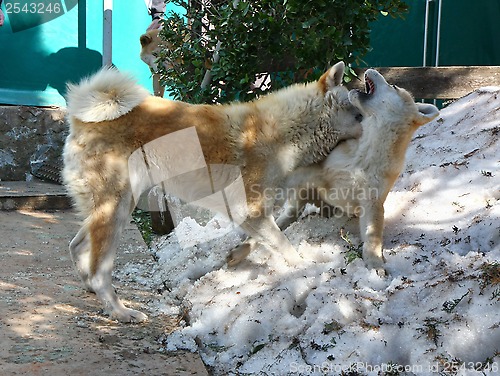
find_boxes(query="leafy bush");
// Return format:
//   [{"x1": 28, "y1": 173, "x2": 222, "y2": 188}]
[{"x1": 157, "y1": 0, "x2": 408, "y2": 103}]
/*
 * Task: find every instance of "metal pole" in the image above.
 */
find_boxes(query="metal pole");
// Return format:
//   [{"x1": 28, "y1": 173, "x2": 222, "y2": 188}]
[
  {"x1": 423, "y1": 0, "x2": 430, "y2": 67},
  {"x1": 78, "y1": 0, "x2": 86, "y2": 49},
  {"x1": 433, "y1": 0, "x2": 442, "y2": 106},
  {"x1": 103, "y1": 0, "x2": 113, "y2": 67},
  {"x1": 435, "y1": 0, "x2": 442, "y2": 67}
]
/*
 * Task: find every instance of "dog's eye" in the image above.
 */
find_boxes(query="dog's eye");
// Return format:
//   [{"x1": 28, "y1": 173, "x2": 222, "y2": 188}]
[{"x1": 355, "y1": 114, "x2": 363, "y2": 122}]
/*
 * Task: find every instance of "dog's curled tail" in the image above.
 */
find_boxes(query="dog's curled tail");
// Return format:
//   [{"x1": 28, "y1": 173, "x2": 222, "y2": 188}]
[{"x1": 65, "y1": 67, "x2": 150, "y2": 123}]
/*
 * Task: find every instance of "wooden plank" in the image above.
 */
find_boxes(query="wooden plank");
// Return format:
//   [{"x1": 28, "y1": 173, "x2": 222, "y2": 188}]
[{"x1": 348, "y1": 66, "x2": 500, "y2": 99}]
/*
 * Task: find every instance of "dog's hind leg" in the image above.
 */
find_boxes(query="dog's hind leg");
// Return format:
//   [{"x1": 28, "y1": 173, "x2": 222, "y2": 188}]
[
  {"x1": 84, "y1": 191, "x2": 148, "y2": 323},
  {"x1": 227, "y1": 215, "x2": 302, "y2": 267},
  {"x1": 277, "y1": 166, "x2": 326, "y2": 230},
  {"x1": 69, "y1": 225, "x2": 93, "y2": 291},
  {"x1": 276, "y1": 201, "x2": 301, "y2": 230}
]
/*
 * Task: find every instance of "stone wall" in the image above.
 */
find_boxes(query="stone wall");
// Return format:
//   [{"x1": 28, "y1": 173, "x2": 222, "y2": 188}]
[{"x1": 0, "y1": 106, "x2": 67, "y2": 181}]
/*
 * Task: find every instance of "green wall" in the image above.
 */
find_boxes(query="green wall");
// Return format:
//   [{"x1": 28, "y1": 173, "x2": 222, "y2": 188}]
[
  {"x1": 438, "y1": 0, "x2": 500, "y2": 65},
  {"x1": 1, "y1": 0, "x2": 499, "y2": 106},
  {"x1": 0, "y1": 0, "x2": 155, "y2": 106},
  {"x1": 363, "y1": 0, "x2": 500, "y2": 68}
]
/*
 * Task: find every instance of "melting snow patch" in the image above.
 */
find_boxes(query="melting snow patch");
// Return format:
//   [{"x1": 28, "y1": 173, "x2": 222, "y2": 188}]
[{"x1": 136, "y1": 88, "x2": 499, "y2": 375}]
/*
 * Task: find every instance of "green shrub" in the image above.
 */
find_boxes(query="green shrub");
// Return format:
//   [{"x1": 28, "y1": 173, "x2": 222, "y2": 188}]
[{"x1": 157, "y1": 0, "x2": 408, "y2": 103}]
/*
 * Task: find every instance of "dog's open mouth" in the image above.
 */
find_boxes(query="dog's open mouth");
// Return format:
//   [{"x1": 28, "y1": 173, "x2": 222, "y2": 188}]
[
  {"x1": 365, "y1": 76, "x2": 375, "y2": 95},
  {"x1": 355, "y1": 74, "x2": 375, "y2": 99}
]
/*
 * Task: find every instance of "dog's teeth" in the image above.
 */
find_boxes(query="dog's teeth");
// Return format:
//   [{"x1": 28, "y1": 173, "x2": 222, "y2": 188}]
[
  {"x1": 364, "y1": 77, "x2": 375, "y2": 95},
  {"x1": 366, "y1": 79, "x2": 375, "y2": 95}
]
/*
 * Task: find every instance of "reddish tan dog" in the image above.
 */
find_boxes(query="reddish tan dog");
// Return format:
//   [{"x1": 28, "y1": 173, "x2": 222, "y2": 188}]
[
  {"x1": 62, "y1": 62, "x2": 363, "y2": 322},
  {"x1": 139, "y1": 29, "x2": 168, "y2": 97}
]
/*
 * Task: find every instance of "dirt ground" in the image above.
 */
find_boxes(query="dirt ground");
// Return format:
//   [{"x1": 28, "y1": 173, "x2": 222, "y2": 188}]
[{"x1": 0, "y1": 209, "x2": 208, "y2": 376}]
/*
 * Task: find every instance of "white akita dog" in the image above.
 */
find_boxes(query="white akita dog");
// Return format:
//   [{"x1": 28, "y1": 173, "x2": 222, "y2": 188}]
[
  {"x1": 277, "y1": 69, "x2": 440, "y2": 273},
  {"x1": 62, "y1": 62, "x2": 363, "y2": 322}
]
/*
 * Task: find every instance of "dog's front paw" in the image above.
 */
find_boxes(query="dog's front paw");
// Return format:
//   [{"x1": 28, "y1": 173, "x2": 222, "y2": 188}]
[
  {"x1": 374, "y1": 266, "x2": 387, "y2": 278},
  {"x1": 227, "y1": 243, "x2": 251, "y2": 267},
  {"x1": 366, "y1": 262, "x2": 387, "y2": 278},
  {"x1": 282, "y1": 247, "x2": 303, "y2": 267},
  {"x1": 364, "y1": 254, "x2": 387, "y2": 277},
  {"x1": 111, "y1": 308, "x2": 149, "y2": 323}
]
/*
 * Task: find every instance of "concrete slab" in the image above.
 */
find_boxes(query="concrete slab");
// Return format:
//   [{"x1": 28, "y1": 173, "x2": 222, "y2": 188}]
[{"x1": 0, "y1": 181, "x2": 71, "y2": 211}]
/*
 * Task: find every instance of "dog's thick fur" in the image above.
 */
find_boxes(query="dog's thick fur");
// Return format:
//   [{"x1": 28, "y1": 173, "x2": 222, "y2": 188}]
[
  {"x1": 277, "y1": 69, "x2": 439, "y2": 273},
  {"x1": 63, "y1": 62, "x2": 363, "y2": 322},
  {"x1": 140, "y1": 29, "x2": 169, "y2": 97}
]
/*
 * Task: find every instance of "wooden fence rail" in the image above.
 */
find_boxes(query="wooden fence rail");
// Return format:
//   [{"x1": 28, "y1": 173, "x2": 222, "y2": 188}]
[{"x1": 349, "y1": 66, "x2": 500, "y2": 99}]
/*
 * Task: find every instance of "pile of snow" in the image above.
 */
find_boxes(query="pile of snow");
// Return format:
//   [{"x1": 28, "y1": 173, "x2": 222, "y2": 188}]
[{"x1": 123, "y1": 88, "x2": 500, "y2": 375}]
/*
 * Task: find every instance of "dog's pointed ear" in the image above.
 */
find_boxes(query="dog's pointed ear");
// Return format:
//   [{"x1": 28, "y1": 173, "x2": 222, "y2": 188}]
[
  {"x1": 140, "y1": 34, "x2": 153, "y2": 47},
  {"x1": 319, "y1": 61, "x2": 345, "y2": 93},
  {"x1": 414, "y1": 103, "x2": 440, "y2": 126}
]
